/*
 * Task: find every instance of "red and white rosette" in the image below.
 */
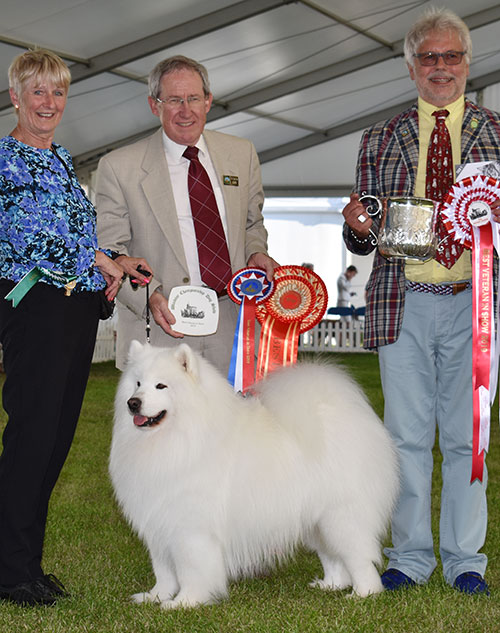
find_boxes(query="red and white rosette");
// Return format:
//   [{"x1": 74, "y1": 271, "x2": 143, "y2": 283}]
[
  {"x1": 441, "y1": 175, "x2": 500, "y2": 482},
  {"x1": 255, "y1": 265, "x2": 328, "y2": 380},
  {"x1": 227, "y1": 268, "x2": 274, "y2": 394}
]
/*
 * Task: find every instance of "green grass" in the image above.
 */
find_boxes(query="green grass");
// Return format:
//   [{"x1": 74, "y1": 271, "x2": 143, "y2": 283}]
[{"x1": 1, "y1": 354, "x2": 500, "y2": 632}]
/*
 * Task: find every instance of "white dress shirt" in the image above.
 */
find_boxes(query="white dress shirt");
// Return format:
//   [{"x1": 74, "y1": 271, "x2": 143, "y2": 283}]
[{"x1": 161, "y1": 131, "x2": 229, "y2": 286}]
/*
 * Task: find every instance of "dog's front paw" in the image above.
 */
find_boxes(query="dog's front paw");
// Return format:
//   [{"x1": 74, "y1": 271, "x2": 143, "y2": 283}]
[
  {"x1": 349, "y1": 580, "x2": 383, "y2": 598},
  {"x1": 309, "y1": 577, "x2": 350, "y2": 591},
  {"x1": 131, "y1": 591, "x2": 159, "y2": 604},
  {"x1": 160, "y1": 598, "x2": 200, "y2": 610},
  {"x1": 160, "y1": 593, "x2": 217, "y2": 610}
]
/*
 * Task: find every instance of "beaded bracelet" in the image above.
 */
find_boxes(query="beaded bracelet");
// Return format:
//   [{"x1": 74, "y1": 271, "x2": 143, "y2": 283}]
[{"x1": 349, "y1": 228, "x2": 369, "y2": 245}]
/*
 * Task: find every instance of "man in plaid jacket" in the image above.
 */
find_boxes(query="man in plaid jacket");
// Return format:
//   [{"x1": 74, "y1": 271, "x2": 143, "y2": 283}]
[{"x1": 343, "y1": 7, "x2": 500, "y2": 595}]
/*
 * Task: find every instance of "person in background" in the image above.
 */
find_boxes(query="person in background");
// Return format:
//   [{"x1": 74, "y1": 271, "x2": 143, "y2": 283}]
[
  {"x1": 342, "y1": 8, "x2": 500, "y2": 595},
  {"x1": 96, "y1": 55, "x2": 277, "y2": 375},
  {"x1": 336, "y1": 265, "x2": 358, "y2": 310},
  {"x1": 0, "y1": 49, "x2": 140, "y2": 607}
]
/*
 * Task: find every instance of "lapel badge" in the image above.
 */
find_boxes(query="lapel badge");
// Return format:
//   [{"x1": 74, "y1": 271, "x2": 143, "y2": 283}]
[
  {"x1": 470, "y1": 118, "x2": 479, "y2": 129},
  {"x1": 401, "y1": 129, "x2": 409, "y2": 137},
  {"x1": 223, "y1": 175, "x2": 239, "y2": 186}
]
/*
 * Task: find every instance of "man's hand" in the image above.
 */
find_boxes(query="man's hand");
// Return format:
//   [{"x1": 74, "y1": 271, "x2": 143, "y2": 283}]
[
  {"x1": 148, "y1": 290, "x2": 184, "y2": 338},
  {"x1": 247, "y1": 252, "x2": 279, "y2": 281},
  {"x1": 491, "y1": 198, "x2": 500, "y2": 223},
  {"x1": 342, "y1": 193, "x2": 374, "y2": 237}
]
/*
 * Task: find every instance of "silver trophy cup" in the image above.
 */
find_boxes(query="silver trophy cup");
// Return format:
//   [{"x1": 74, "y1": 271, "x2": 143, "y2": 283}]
[{"x1": 359, "y1": 194, "x2": 439, "y2": 262}]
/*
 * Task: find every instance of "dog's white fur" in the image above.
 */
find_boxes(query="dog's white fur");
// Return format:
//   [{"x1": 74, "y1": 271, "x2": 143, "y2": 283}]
[{"x1": 110, "y1": 341, "x2": 398, "y2": 609}]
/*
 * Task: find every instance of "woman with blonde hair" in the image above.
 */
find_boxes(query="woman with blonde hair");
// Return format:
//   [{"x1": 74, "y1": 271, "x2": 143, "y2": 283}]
[{"x1": 0, "y1": 49, "x2": 150, "y2": 606}]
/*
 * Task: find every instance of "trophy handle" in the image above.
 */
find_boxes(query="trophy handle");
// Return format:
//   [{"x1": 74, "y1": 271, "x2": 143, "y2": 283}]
[
  {"x1": 358, "y1": 192, "x2": 383, "y2": 245},
  {"x1": 358, "y1": 192, "x2": 383, "y2": 217}
]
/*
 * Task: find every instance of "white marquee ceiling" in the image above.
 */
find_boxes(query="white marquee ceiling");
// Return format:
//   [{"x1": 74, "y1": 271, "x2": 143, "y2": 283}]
[{"x1": 2, "y1": 0, "x2": 500, "y2": 195}]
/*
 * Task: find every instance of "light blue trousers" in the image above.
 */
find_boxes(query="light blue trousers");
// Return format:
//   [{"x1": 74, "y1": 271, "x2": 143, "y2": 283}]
[{"x1": 378, "y1": 287, "x2": 487, "y2": 585}]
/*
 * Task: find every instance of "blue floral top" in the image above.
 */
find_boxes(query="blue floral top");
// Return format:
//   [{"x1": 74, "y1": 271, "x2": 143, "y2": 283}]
[{"x1": 0, "y1": 135, "x2": 107, "y2": 293}]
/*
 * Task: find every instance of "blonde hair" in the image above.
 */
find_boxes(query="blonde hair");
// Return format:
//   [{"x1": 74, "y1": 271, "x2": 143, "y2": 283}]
[{"x1": 8, "y1": 49, "x2": 71, "y2": 97}]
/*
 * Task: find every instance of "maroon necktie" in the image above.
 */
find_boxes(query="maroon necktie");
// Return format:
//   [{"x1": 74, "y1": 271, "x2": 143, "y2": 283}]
[
  {"x1": 426, "y1": 109, "x2": 463, "y2": 268},
  {"x1": 183, "y1": 146, "x2": 232, "y2": 293}
]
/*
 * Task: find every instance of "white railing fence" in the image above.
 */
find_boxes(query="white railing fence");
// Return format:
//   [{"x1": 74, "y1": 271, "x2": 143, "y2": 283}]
[
  {"x1": 90, "y1": 314, "x2": 368, "y2": 363},
  {"x1": 298, "y1": 318, "x2": 367, "y2": 353},
  {"x1": 92, "y1": 319, "x2": 116, "y2": 362}
]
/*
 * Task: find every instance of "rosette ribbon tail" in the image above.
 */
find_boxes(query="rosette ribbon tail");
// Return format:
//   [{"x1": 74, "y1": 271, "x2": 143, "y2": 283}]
[
  {"x1": 471, "y1": 223, "x2": 494, "y2": 482},
  {"x1": 5, "y1": 267, "x2": 78, "y2": 306},
  {"x1": 227, "y1": 268, "x2": 274, "y2": 394},
  {"x1": 5, "y1": 268, "x2": 44, "y2": 306},
  {"x1": 256, "y1": 317, "x2": 299, "y2": 380},
  {"x1": 228, "y1": 297, "x2": 257, "y2": 394}
]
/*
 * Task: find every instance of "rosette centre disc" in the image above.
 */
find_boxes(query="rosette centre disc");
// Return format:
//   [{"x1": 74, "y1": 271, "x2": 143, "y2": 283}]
[
  {"x1": 279, "y1": 290, "x2": 302, "y2": 310},
  {"x1": 266, "y1": 279, "x2": 312, "y2": 322}
]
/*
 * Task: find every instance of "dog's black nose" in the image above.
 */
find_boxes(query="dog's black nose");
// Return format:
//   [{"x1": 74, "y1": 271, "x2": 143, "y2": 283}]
[{"x1": 127, "y1": 397, "x2": 142, "y2": 413}]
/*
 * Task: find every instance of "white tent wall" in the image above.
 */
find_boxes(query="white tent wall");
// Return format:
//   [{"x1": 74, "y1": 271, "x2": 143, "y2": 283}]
[
  {"x1": 262, "y1": 203, "x2": 370, "y2": 309},
  {"x1": 262, "y1": 200, "x2": 345, "y2": 307}
]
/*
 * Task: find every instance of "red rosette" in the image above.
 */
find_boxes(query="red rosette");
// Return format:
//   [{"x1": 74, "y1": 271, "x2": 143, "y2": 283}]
[
  {"x1": 256, "y1": 265, "x2": 328, "y2": 333},
  {"x1": 440, "y1": 173, "x2": 500, "y2": 482},
  {"x1": 441, "y1": 175, "x2": 500, "y2": 249}
]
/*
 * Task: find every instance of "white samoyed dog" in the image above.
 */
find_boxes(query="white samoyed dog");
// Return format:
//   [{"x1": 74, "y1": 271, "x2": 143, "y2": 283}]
[{"x1": 110, "y1": 341, "x2": 399, "y2": 609}]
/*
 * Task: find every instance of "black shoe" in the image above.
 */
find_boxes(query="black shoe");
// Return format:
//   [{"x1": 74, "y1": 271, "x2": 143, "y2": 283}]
[
  {"x1": 42, "y1": 574, "x2": 69, "y2": 598},
  {"x1": 0, "y1": 574, "x2": 67, "y2": 607}
]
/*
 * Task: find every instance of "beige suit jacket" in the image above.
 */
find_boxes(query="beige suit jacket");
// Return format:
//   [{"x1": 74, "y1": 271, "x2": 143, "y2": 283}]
[{"x1": 96, "y1": 128, "x2": 268, "y2": 370}]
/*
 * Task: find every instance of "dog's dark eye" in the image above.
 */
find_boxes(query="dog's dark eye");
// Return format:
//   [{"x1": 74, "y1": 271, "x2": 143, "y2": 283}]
[
  {"x1": 156, "y1": 383, "x2": 167, "y2": 390},
  {"x1": 136, "y1": 381, "x2": 141, "y2": 387}
]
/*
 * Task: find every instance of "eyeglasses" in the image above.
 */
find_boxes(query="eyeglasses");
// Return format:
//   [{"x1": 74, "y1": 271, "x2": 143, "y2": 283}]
[
  {"x1": 155, "y1": 95, "x2": 206, "y2": 108},
  {"x1": 413, "y1": 51, "x2": 466, "y2": 66}
]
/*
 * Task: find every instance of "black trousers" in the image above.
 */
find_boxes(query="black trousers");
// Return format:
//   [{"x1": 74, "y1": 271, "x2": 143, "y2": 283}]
[{"x1": 0, "y1": 280, "x2": 99, "y2": 585}]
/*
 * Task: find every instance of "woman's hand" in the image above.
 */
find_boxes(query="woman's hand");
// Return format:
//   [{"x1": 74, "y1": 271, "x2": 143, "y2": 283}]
[
  {"x1": 95, "y1": 251, "x2": 125, "y2": 301},
  {"x1": 114, "y1": 255, "x2": 153, "y2": 286}
]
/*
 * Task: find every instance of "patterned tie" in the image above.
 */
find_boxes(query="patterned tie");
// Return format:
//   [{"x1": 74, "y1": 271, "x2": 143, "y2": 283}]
[
  {"x1": 426, "y1": 109, "x2": 463, "y2": 268},
  {"x1": 183, "y1": 146, "x2": 232, "y2": 293}
]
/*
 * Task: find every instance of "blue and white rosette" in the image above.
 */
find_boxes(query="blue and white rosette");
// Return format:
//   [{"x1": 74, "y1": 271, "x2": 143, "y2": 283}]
[{"x1": 227, "y1": 268, "x2": 274, "y2": 393}]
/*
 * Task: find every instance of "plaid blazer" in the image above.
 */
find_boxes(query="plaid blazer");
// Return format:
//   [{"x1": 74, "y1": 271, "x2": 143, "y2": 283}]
[{"x1": 344, "y1": 99, "x2": 500, "y2": 349}]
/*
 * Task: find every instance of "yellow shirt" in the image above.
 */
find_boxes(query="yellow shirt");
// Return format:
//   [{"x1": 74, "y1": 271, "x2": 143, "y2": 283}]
[{"x1": 405, "y1": 96, "x2": 472, "y2": 283}]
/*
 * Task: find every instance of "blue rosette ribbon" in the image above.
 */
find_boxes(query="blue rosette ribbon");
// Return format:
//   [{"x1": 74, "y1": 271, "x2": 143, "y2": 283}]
[{"x1": 227, "y1": 268, "x2": 274, "y2": 393}]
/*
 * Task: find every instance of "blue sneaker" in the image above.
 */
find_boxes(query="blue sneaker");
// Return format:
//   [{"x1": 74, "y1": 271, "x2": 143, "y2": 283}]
[
  {"x1": 453, "y1": 572, "x2": 490, "y2": 596},
  {"x1": 381, "y1": 569, "x2": 417, "y2": 590}
]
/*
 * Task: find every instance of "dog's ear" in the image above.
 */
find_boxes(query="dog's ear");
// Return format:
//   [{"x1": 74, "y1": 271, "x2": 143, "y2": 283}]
[
  {"x1": 127, "y1": 340, "x2": 144, "y2": 363},
  {"x1": 174, "y1": 343, "x2": 198, "y2": 380}
]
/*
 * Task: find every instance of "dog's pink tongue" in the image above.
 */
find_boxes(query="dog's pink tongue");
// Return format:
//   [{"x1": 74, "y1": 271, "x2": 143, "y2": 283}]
[{"x1": 133, "y1": 415, "x2": 149, "y2": 427}]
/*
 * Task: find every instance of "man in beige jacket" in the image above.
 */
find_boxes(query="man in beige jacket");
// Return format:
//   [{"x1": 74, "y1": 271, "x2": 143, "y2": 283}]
[{"x1": 96, "y1": 55, "x2": 276, "y2": 373}]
